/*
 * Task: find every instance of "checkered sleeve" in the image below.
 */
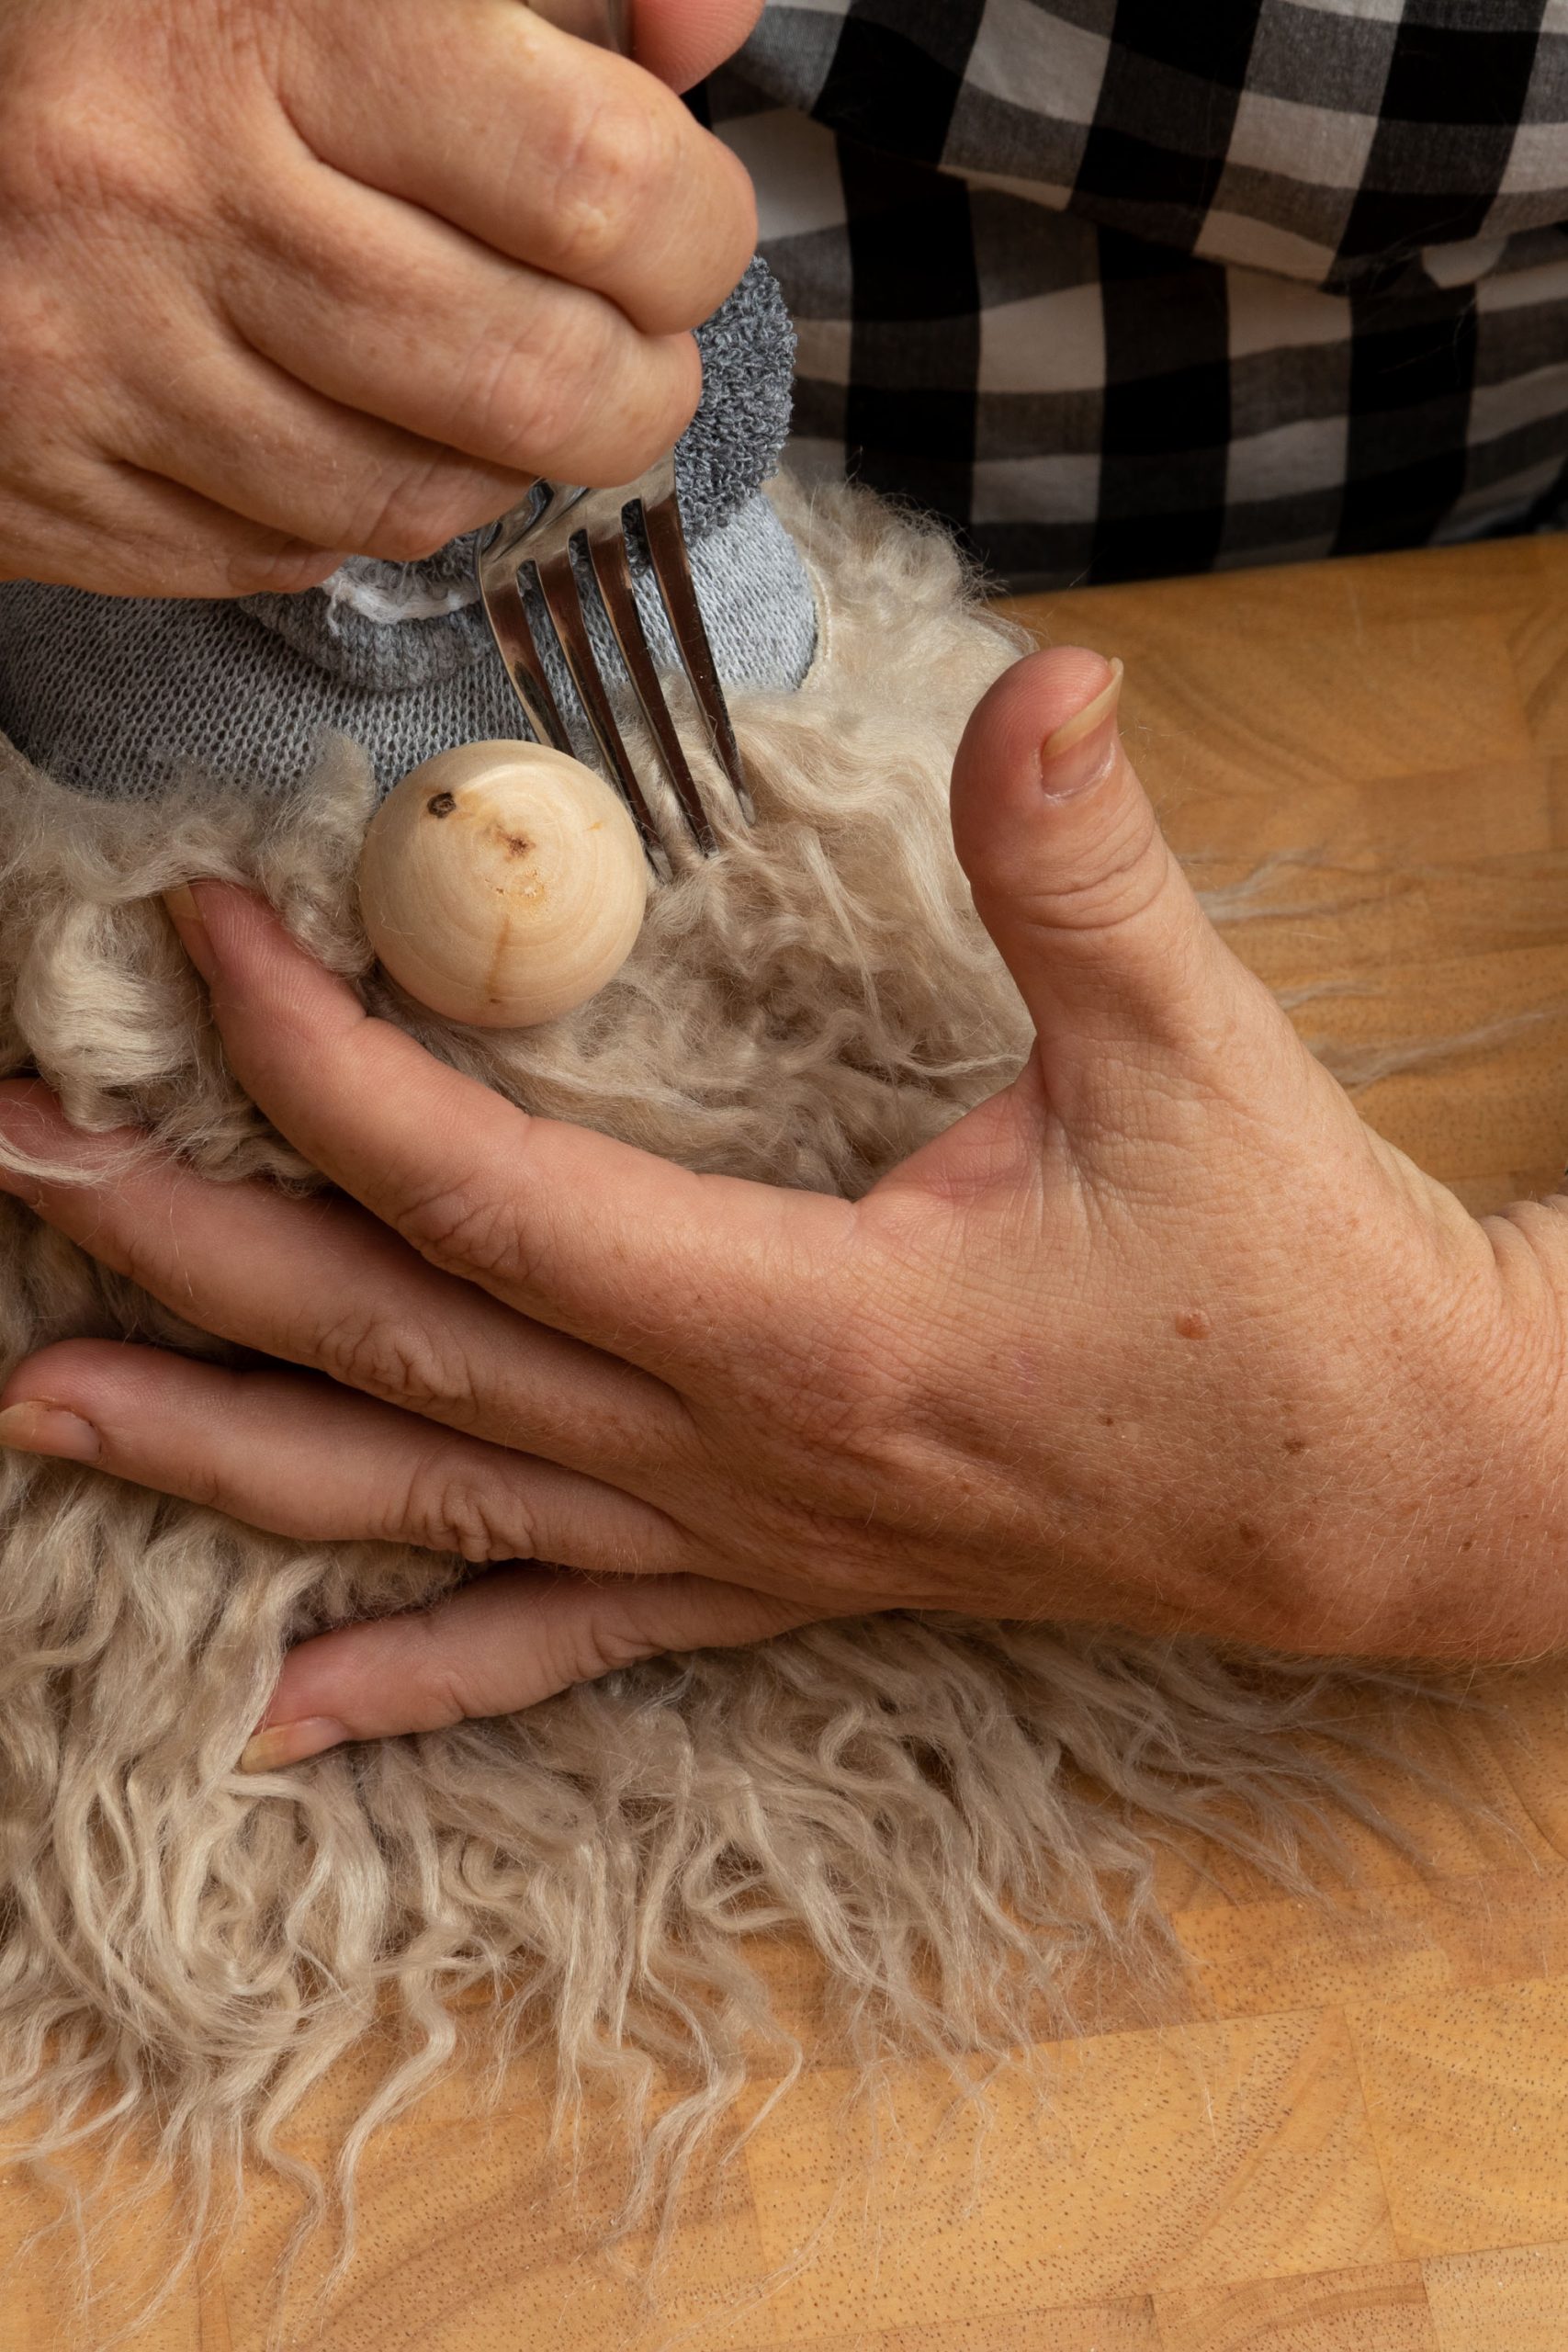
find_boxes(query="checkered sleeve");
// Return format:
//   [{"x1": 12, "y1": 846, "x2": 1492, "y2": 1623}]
[{"x1": 703, "y1": 2, "x2": 1568, "y2": 591}]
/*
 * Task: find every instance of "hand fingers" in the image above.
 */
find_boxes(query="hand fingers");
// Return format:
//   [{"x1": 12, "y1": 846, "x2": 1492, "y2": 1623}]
[
  {"x1": 221, "y1": 171, "x2": 703, "y2": 491},
  {"x1": 285, "y1": 1, "x2": 756, "y2": 335},
  {"x1": 0, "y1": 1340, "x2": 685, "y2": 1569},
  {"x1": 164, "y1": 887, "x2": 851, "y2": 1377},
  {"x1": 949, "y1": 648, "x2": 1280, "y2": 1088},
  {"x1": 0, "y1": 1080, "x2": 689, "y2": 1484},
  {"x1": 241, "y1": 1563, "x2": 813, "y2": 1768},
  {"x1": 114, "y1": 327, "x2": 536, "y2": 565},
  {"x1": 1, "y1": 458, "x2": 349, "y2": 600}
]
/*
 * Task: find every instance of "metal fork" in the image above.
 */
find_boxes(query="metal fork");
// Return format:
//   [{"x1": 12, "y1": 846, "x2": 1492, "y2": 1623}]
[
  {"x1": 476, "y1": 0, "x2": 751, "y2": 876},
  {"x1": 476, "y1": 458, "x2": 752, "y2": 876}
]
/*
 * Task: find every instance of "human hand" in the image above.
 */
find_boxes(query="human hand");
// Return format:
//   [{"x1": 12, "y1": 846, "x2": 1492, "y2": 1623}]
[
  {"x1": 1, "y1": 647, "x2": 1562, "y2": 1773},
  {"x1": 0, "y1": 0, "x2": 757, "y2": 596}
]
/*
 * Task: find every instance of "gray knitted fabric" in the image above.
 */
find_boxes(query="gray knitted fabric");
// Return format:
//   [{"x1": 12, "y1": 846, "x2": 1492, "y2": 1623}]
[{"x1": 0, "y1": 258, "x2": 816, "y2": 801}]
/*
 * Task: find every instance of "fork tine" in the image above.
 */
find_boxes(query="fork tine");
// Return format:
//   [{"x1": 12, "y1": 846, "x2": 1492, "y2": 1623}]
[
  {"x1": 535, "y1": 544, "x2": 671, "y2": 878},
  {"x1": 585, "y1": 509, "x2": 717, "y2": 855},
  {"x1": 639, "y1": 466, "x2": 754, "y2": 822},
  {"x1": 476, "y1": 560, "x2": 574, "y2": 756}
]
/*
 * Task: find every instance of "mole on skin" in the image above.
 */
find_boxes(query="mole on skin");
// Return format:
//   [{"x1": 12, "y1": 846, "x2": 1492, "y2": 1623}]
[{"x1": 1174, "y1": 1307, "x2": 1212, "y2": 1340}]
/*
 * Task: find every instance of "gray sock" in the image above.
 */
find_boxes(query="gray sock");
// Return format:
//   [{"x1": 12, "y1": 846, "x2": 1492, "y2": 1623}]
[{"x1": 0, "y1": 257, "x2": 816, "y2": 802}]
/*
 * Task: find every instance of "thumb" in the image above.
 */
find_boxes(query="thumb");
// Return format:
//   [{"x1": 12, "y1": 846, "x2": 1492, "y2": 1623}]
[
  {"x1": 631, "y1": 0, "x2": 761, "y2": 87},
  {"x1": 951, "y1": 646, "x2": 1252, "y2": 1077},
  {"x1": 237, "y1": 1566, "x2": 812, "y2": 1770}
]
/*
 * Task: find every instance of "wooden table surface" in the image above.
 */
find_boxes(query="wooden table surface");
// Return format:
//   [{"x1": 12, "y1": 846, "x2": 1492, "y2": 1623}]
[{"x1": 11, "y1": 534, "x2": 1568, "y2": 2350}]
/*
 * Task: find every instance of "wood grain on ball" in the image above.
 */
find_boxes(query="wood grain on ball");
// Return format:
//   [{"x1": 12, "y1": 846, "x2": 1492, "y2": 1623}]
[{"x1": 357, "y1": 741, "x2": 648, "y2": 1028}]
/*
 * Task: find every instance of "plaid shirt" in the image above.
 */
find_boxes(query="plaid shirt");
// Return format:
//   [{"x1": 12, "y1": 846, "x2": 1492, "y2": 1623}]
[{"x1": 699, "y1": 2, "x2": 1568, "y2": 590}]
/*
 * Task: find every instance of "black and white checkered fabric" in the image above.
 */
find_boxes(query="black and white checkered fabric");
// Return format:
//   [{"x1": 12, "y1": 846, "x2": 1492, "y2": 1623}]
[{"x1": 699, "y1": 2, "x2": 1568, "y2": 590}]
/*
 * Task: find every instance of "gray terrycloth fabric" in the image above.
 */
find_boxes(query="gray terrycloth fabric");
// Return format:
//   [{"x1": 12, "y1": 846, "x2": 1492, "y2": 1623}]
[{"x1": 0, "y1": 257, "x2": 816, "y2": 801}]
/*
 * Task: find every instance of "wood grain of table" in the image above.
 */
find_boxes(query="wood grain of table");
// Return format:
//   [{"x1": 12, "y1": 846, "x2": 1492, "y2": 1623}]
[{"x1": 8, "y1": 535, "x2": 1568, "y2": 2349}]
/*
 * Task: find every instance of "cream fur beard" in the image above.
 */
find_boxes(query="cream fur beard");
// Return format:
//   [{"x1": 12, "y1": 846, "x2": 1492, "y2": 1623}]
[{"x1": 0, "y1": 480, "x2": 1422, "y2": 2325}]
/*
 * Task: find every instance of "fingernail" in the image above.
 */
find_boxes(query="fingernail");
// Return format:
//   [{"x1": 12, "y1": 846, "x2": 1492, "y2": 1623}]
[
  {"x1": 1039, "y1": 657, "x2": 1124, "y2": 799},
  {"x1": 0, "y1": 1400, "x2": 101, "y2": 1464},
  {"x1": 163, "y1": 883, "x2": 217, "y2": 983},
  {"x1": 239, "y1": 1716, "x2": 350, "y2": 1774}
]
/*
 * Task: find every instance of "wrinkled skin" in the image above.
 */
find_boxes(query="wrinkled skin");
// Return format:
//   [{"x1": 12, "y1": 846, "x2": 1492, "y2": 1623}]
[
  {"x1": 0, "y1": 0, "x2": 758, "y2": 594},
  {"x1": 3, "y1": 647, "x2": 1567, "y2": 1772}
]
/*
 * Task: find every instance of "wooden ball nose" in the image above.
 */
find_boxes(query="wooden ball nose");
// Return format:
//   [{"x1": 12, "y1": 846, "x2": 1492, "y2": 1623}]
[{"x1": 357, "y1": 741, "x2": 648, "y2": 1028}]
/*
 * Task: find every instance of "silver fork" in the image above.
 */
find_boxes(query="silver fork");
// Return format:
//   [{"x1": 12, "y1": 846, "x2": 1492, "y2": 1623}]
[
  {"x1": 475, "y1": 457, "x2": 752, "y2": 877},
  {"x1": 476, "y1": 0, "x2": 751, "y2": 876}
]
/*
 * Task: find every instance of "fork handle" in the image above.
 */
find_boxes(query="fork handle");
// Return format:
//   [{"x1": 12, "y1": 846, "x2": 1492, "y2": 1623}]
[{"x1": 525, "y1": 0, "x2": 631, "y2": 55}]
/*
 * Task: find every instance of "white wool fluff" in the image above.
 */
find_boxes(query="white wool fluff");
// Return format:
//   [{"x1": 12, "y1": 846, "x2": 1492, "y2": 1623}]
[{"x1": 0, "y1": 481, "x2": 1433, "y2": 2331}]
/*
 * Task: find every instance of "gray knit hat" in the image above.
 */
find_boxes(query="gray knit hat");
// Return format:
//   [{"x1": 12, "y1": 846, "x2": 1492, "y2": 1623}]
[{"x1": 0, "y1": 259, "x2": 815, "y2": 804}]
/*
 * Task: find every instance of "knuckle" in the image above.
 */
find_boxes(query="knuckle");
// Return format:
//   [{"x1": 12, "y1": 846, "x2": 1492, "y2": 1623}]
[
  {"x1": 400, "y1": 1457, "x2": 533, "y2": 1564},
  {"x1": 1024, "y1": 805, "x2": 1170, "y2": 938},
  {"x1": 0, "y1": 92, "x2": 111, "y2": 217},
  {"x1": 510, "y1": 327, "x2": 694, "y2": 486},
  {"x1": 336, "y1": 465, "x2": 474, "y2": 564},
  {"x1": 462, "y1": 303, "x2": 616, "y2": 475},
  {"x1": 313, "y1": 1306, "x2": 472, "y2": 1418},
  {"x1": 584, "y1": 352, "x2": 696, "y2": 483},
  {"x1": 534, "y1": 86, "x2": 670, "y2": 285},
  {"x1": 567, "y1": 1601, "x2": 659, "y2": 1683},
  {"x1": 0, "y1": 76, "x2": 188, "y2": 237},
  {"x1": 457, "y1": 292, "x2": 698, "y2": 481},
  {"x1": 397, "y1": 1184, "x2": 541, "y2": 1291}
]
